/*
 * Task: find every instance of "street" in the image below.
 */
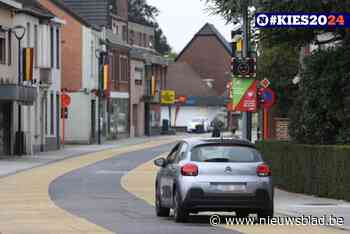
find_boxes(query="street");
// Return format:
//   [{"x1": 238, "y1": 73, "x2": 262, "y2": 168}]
[{"x1": 0, "y1": 139, "x2": 349, "y2": 234}]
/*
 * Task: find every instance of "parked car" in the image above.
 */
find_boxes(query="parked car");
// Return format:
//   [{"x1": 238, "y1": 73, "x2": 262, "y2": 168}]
[
  {"x1": 154, "y1": 138, "x2": 274, "y2": 222},
  {"x1": 186, "y1": 117, "x2": 211, "y2": 133}
]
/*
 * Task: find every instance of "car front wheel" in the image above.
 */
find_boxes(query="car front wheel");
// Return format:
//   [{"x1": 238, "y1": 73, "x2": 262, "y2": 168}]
[{"x1": 173, "y1": 189, "x2": 188, "y2": 222}]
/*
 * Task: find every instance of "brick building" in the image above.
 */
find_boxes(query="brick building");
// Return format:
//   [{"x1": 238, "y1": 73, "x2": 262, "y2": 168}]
[
  {"x1": 129, "y1": 20, "x2": 168, "y2": 137},
  {"x1": 60, "y1": 0, "x2": 131, "y2": 139},
  {"x1": 163, "y1": 23, "x2": 231, "y2": 129},
  {"x1": 38, "y1": 0, "x2": 105, "y2": 144}
]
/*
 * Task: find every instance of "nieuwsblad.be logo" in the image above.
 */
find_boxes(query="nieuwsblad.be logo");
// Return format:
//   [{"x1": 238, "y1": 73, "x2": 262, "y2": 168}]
[{"x1": 255, "y1": 13, "x2": 350, "y2": 28}]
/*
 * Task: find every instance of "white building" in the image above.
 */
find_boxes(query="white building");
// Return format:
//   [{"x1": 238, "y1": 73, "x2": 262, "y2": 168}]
[
  {"x1": 0, "y1": 0, "x2": 63, "y2": 155},
  {"x1": 37, "y1": 0, "x2": 106, "y2": 144}
]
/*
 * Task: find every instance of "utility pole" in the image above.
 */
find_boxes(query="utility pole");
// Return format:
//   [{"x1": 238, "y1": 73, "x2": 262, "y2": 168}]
[
  {"x1": 97, "y1": 53, "x2": 104, "y2": 145},
  {"x1": 241, "y1": 1, "x2": 252, "y2": 141},
  {"x1": 12, "y1": 26, "x2": 26, "y2": 155}
]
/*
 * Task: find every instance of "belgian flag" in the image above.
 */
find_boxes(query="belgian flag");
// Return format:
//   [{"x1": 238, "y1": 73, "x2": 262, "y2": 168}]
[
  {"x1": 103, "y1": 64, "x2": 109, "y2": 91},
  {"x1": 23, "y1": 48, "x2": 34, "y2": 81},
  {"x1": 151, "y1": 76, "x2": 157, "y2": 96}
]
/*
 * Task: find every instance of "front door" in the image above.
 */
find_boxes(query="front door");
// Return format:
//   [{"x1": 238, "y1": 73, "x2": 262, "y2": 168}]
[
  {"x1": 0, "y1": 102, "x2": 11, "y2": 156},
  {"x1": 133, "y1": 104, "x2": 138, "y2": 137}
]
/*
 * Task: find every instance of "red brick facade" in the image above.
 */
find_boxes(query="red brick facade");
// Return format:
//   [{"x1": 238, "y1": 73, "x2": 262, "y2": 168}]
[
  {"x1": 39, "y1": 0, "x2": 83, "y2": 91},
  {"x1": 116, "y1": 0, "x2": 128, "y2": 21},
  {"x1": 110, "y1": 47, "x2": 130, "y2": 93},
  {"x1": 176, "y1": 36, "x2": 231, "y2": 95}
]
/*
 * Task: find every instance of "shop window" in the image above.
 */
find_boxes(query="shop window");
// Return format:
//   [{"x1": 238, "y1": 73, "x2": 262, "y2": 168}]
[{"x1": 119, "y1": 56, "x2": 128, "y2": 81}]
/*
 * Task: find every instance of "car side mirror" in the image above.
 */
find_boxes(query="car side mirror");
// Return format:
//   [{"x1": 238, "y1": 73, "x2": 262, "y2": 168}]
[{"x1": 154, "y1": 158, "x2": 167, "y2": 167}]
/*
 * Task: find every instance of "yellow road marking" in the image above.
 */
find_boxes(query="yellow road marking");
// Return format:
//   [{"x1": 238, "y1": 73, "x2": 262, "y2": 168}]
[
  {"x1": 0, "y1": 139, "x2": 177, "y2": 234},
  {"x1": 121, "y1": 157, "x2": 349, "y2": 234}
]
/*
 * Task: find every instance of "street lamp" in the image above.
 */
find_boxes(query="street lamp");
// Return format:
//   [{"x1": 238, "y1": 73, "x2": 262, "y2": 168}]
[
  {"x1": 11, "y1": 25, "x2": 26, "y2": 155},
  {"x1": 95, "y1": 46, "x2": 107, "y2": 145}
]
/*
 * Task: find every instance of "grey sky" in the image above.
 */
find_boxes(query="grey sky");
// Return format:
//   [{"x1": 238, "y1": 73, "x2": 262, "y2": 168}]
[{"x1": 147, "y1": 0, "x2": 234, "y2": 53}]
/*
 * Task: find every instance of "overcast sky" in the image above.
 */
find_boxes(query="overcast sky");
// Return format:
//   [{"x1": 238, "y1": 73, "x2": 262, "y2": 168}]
[{"x1": 147, "y1": 0, "x2": 234, "y2": 53}]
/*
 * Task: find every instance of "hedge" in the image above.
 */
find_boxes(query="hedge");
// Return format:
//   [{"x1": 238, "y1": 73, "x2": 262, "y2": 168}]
[{"x1": 256, "y1": 141, "x2": 350, "y2": 201}]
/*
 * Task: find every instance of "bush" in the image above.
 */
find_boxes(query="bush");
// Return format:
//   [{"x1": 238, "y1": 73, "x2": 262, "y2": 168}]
[{"x1": 256, "y1": 141, "x2": 350, "y2": 201}]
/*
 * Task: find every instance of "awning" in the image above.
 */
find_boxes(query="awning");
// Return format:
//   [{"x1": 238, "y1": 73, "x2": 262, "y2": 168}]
[{"x1": 0, "y1": 84, "x2": 37, "y2": 105}]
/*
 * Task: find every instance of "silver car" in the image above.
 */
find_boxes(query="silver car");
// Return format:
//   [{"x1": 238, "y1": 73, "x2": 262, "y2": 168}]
[{"x1": 154, "y1": 138, "x2": 274, "y2": 222}]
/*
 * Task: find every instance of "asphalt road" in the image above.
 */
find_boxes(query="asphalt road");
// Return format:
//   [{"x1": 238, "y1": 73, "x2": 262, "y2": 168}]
[{"x1": 49, "y1": 144, "x2": 240, "y2": 234}]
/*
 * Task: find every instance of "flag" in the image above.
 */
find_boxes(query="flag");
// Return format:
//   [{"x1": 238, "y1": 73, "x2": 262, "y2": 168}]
[
  {"x1": 103, "y1": 64, "x2": 109, "y2": 90},
  {"x1": 23, "y1": 48, "x2": 34, "y2": 81}
]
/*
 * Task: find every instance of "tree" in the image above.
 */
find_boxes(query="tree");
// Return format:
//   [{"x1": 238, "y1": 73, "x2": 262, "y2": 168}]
[
  {"x1": 128, "y1": 0, "x2": 172, "y2": 55},
  {"x1": 154, "y1": 23, "x2": 171, "y2": 55},
  {"x1": 257, "y1": 43, "x2": 299, "y2": 117},
  {"x1": 128, "y1": 0, "x2": 159, "y2": 25},
  {"x1": 289, "y1": 46, "x2": 350, "y2": 144}
]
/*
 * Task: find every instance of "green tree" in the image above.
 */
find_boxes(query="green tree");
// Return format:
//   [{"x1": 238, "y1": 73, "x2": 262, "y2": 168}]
[
  {"x1": 154, "y1": 23, "x2": 171, "y2": 55},
  {"x1": 128, "y1": 0, "x2": 159, "y2": 25},
  {"x1": 257, "y1": 43, "x2": 299, "y2": 117},
  {"x1": 289, "y1": 46, "x2": 350, "y2": 144},
  {"x1": 128, "y1": 0, "x2": 172, "y2": 55}
]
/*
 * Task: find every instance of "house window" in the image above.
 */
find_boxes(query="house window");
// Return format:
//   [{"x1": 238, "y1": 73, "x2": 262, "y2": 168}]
[
  {"x1": 8, "y1": 31, "x2": 11, "y2": 65},
  {"x1": 56, "y1": 28, "x2": 60, "y2": 69},
  {"x1": 119, "y1": 55, "x2": 128, "y2": 82},
  {"x1": 50, "y1": 93, "x2": 54, "y2": 135},
  {"x1": 143, "y1": 33, "x2": 147, "y2": 47},
  {"x1": 34, "y1": 25, "x2": 38, "y2": 66},
  {"x1": 129, "y1": 30, "x2": 134, "y2": 45},
  {"x1": 50, "y1": 27, "x2": 54, "y2": 68},
  {"x1": 122, "y1": 25, "x2": 127, "y2": 42},
  {"x1": 135, "y1": 67, "x2": 143, "y2": 85},
  {"x1": 149, "y1": 35, "x2": 154, "y2": 48},
  {"x1": 0, "y1": 33, "x2": 6, "y2": 64},
  {"x1": 138, "y1": 32, "x2": 142, "y2": 46},
  {"x1": 26, "y1": 22, "x2": 31, "y2": 46}
]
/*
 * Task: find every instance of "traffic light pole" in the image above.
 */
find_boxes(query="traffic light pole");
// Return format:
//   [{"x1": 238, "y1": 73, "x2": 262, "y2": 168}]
[
  {"x1": 98, "y1": 54, "x2": 104, "y2": 145},
  {"x1": 241, "y1": 1, "x2": 252, "y2": 141}
]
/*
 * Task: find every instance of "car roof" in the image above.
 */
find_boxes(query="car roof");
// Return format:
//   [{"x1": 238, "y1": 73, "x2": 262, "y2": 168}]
[{"x1": 181, "y1": 137, "x2": 256, "y2": 149}]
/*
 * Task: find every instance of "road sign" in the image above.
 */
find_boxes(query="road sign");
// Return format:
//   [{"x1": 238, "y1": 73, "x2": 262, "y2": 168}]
[
  {"x1": 161, "y1": 90, "x2": 176, "y2": 105},
  {"x1": 61, "y1": 94, "x2": 71, "y2": 108},
  {"x1": 262, "y1": 88, "x2": 276, "y2": 109},
  {"x1": 260, "y1": 78, "x2": 271, "y2": 89},
  {"x1": 232, "y1": 79, "x2": 258, "y2": 112},
  {"x1": 177, "y1": 96, "x2": 187, "y2": 104}
]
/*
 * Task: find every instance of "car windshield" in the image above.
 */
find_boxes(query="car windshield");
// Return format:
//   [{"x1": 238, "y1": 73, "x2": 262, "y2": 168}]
[{"x1": 191, "y1": 145, "x2": 261, "y2": 163}]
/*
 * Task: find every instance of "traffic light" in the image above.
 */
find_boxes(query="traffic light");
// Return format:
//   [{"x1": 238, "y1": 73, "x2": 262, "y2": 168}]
[{"x1": 231, "y1": 57, "x2": 256, "y2": 78}]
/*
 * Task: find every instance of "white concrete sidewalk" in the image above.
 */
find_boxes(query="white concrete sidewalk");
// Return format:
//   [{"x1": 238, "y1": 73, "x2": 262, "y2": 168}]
[
  {"x1": 275, "y1": 189, "x2": 350, "y2": 231},
  {"x1": 0, "y1": 135, "x2": 181, "y2": 178}
]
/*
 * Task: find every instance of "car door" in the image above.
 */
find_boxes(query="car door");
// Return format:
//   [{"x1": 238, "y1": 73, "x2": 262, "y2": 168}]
[
  {"x1": 160, "y1": 143, "x2": 181, "y2": 207},
  {"x1": 167, "y1": 142, "x2": 190, "y2": 205}
]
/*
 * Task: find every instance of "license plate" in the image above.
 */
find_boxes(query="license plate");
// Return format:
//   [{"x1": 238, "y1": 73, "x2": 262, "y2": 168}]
[{"x1": 215, "y1": 184, "x2": 246, "y2": 192}]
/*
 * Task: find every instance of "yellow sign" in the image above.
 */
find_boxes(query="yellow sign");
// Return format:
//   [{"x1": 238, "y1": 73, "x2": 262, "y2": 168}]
[{"x1": 161, "y1": 90, "x2": 176, "y2": 105}]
